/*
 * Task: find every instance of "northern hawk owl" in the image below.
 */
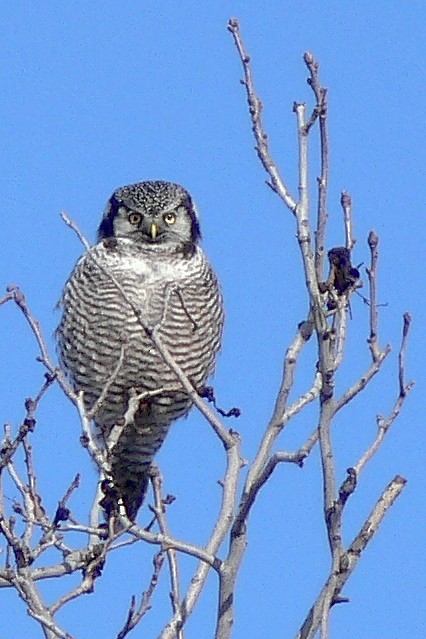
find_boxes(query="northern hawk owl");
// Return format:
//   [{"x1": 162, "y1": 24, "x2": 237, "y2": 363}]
[{"x1": 57, "y1": 181, "x2": 224, "y2": 519}]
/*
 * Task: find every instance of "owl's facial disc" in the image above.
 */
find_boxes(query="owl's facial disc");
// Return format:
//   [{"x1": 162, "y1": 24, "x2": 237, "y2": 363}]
[
  {"x1": 98, "y1": 181, "x2": 201, "y2": 246},
  {"x1": 123, "y1": 207, "x2": 181, "y2": 244}
]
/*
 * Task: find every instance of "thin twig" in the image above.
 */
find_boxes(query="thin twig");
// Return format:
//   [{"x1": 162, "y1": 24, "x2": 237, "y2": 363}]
[
  {"x1": 151, "y1": 470, "x2": 182, "y2": 632},
  {"x1": 129, "y1": 523, "x2": 219, "y2": 569},
  {"x1": 341, "y1": 192, "x2": 356, "y2": 251},
  {"x1": 116, "y1": 552, "x2": 165, "y2": 639},
  {"x1": 75, "y1": 392, "x2": 107, "y2": 472},
  {"x1": 159, "y1": 433, "x2": 241, "y2": 639},
  {"x1": 0, "y1": 375, "x2": 56, "y2": 470},
  {"x1": 303, "y1": 52, "x2": 329, "y2": 280},
  {"x1": 334, "y1": 346, "x2": 390, "y2": 413},
  {"x1": 296, "y1": 475, "x2": 407, "y2": 639},
  {"x1": 242, "y1": 322, "x2": 314, "y2": 498},
  {"x1": 227, "y1": 17, "x2": 297, "y2": 211},
  {"x1": 60, "y1": 211, "x2": 91, "y2": 250},
  {"x1": 87, "y1": 344, "x2": 126, "y2": 421},
  {"x1": 11, "y1": 568, "x2": 74, "y2": 639},
  {"x1": 366, "y1": 230, "x2": 381, "y2": 361},
  {"x1": 399, "y1": 313, "x2": 412, "y2": 397},
  {"x1": 354, "y1": 314, "x2": 414, "y2": 476},
  {"x1": 3, "y1": 285, "x2": 76, "y2": 403}
]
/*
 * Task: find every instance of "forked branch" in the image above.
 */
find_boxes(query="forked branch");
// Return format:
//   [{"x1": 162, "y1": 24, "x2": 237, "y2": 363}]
[
  {"x1": 0, "y1": 17, "x2": 413, "y2": 639},
  {"x1": 223, "y1": 17, "x2": 411, "y2": 639}
]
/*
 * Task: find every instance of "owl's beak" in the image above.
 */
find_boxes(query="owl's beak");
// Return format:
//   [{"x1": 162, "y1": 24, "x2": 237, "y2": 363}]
[{"x1": 149, "y1": 223, "x2": 158, "y2": 240}]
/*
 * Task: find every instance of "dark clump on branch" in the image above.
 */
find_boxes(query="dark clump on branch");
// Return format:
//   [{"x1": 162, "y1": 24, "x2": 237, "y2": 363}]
[
  {"x1": 320, "y1": 247, "x2": 360, "y2": 296},
  {"x1": 99, "y1": 478, "x2": 121, "y2": 519},
  {"x1": 53, "y1": 506, "x2": 71, "y2": 527},
  {"x1": 199, "y1": 386, "x2": 241, "y2": 418}
]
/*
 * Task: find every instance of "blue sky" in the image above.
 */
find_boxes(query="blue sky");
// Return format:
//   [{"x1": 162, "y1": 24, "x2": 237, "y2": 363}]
[{"x1": 1, "y1": 2, "x2": 425, "y2": 638}]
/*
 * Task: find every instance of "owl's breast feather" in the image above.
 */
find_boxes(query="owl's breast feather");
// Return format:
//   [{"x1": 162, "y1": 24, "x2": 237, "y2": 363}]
[{"x1": 91, "y1": 239, "x2": 200, "y2": 285}]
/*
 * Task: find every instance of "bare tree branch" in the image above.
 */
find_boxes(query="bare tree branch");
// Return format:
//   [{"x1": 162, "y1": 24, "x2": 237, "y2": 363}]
[
  {"x1": 116, "y1": 551, "x2": 165, "y2": 639},
  {"x1": 297, "y1": 475, "x2": 406, "y2": 639},
  {"x1": 354, "y1": 313, "x2": 414, "y2": 476},
  {"x1": 223, "y1": 17, "x2": 411, "y2": 639},
  {"x1": 303, "y1": 52, "x2": 329, "y2": 281},
  {"x1": 227, "y1": 17, "x2": 297, "y2": 210},
  {"x1": 151, "y1": 469, "x2": 183, "y2": 634},
  {"x1": 366, "y1": 230, "x2": 382, "y2": 361},
  {"x1": 341, "y1": 192, "x2": 356, "y2": 251},
  {"x1": 0, "y1": 17, "x2": 413, "y2": 639}
]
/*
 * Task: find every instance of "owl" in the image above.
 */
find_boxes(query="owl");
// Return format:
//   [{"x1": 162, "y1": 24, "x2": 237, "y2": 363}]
[{"x1": 57, "y1": 181, "x2": 224, "y2": 520}]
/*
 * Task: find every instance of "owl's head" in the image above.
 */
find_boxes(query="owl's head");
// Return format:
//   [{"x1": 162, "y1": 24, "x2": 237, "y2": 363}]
[{"x1": 98, "y1": 181, "x2": 201, "y2": 251}]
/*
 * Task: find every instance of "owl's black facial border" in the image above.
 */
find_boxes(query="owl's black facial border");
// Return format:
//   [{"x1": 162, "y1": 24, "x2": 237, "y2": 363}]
[
  {"x1": 98, "y1": 193, "x2": 121, "y2": 240},
  {"x1": 183, "y1": 195, "x2": 202, "y2": 243}
]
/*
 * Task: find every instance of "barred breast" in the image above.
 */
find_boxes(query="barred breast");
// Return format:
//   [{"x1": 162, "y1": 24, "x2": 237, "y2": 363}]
[{"x1": 57, "y1": 237, "x2": 224, "y2": 518}]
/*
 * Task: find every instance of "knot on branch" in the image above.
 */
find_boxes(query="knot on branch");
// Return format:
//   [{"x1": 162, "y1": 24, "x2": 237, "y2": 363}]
[
  {"x1": 298, "y1": 318, "x2": 314, "y2": 340},
  {"x1": 321, "y1": 369, "x2": 334, "y2": 400},
  {"x1": 14, "y1": 543, "x2": 34, "y2": 569},
  {"x1": 338, "y1": 468, "x2": 357, "y2": 506}
]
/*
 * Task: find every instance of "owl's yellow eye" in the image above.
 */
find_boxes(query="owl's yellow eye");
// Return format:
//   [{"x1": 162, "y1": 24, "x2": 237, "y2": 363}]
[
  {"x1": 128, "y1": 212, "x2": 142, "y2": 225},
  {"x1": 163, "y1": 212, "x2": 176, "y2": 225}
]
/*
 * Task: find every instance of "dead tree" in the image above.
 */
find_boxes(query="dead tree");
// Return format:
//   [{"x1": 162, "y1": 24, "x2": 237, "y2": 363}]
[{"x1": 0, "y1": 18, "x2": 412, "y2": 639}]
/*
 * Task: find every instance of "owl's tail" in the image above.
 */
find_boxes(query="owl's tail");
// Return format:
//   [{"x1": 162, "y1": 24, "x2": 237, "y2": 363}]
[{"x1": 109, "y1": 414, "x2": 171, "y2": 520}]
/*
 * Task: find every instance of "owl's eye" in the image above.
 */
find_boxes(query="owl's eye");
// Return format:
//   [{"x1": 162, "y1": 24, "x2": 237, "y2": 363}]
[
  {"x1": 128, "y1": 212, "x2": 142, "y2": 225},
  {"x1": 163, "y1": 212, "x2": 176, "y2": 225}
]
